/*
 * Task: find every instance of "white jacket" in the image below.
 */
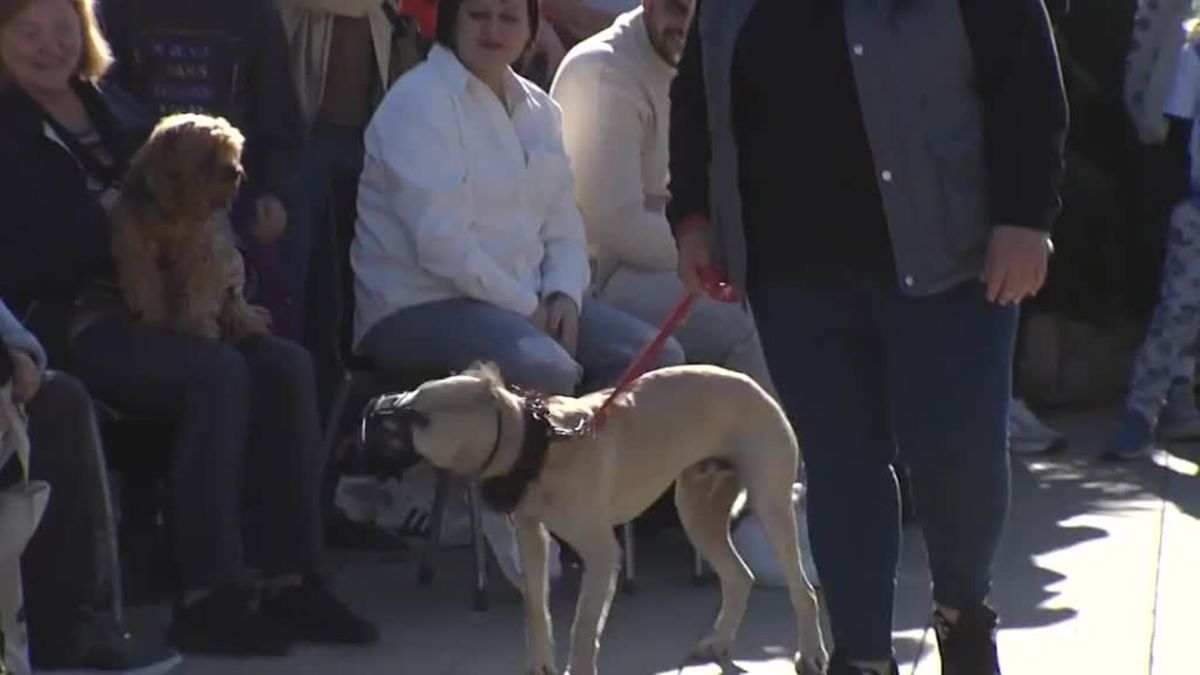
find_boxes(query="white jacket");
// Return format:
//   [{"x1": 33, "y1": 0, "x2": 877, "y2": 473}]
[{"x1": 352, "y1": 45, "x2": 591, "y2": 346}]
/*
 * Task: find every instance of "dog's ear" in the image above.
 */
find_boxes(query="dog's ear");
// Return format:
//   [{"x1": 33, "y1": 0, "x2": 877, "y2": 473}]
[{"x1": 463, "y1": 361, "x2": 505, "y2": 390}]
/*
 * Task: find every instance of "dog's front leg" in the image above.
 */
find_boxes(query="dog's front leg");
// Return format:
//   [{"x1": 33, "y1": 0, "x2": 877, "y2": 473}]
[
  {"x1": 562, "y1": 528, "x2": 620, "y2": 675},
  {"x1": 514, "y1": 515, "x2": 558, "y2": 675}
]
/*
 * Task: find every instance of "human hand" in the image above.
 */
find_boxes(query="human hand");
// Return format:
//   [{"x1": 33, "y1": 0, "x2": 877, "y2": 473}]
[
  {"x1": 252, "y1": 195, "x2": 288, "y2": 244},
  {"x1": 676, "y1": 228, "x2": 712, "y2": 297},
  {"x1": 542, "y1": 293, "x2": 580, "y2": 358},
  {"x1": 9, "y1": 349, "x2": 41, "y2": 404},
  {"x1": 982, "y1": 225, "x2": 1052, "y2": 305}
]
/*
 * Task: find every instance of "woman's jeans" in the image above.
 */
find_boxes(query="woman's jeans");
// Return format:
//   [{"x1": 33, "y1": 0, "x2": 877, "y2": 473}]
[{"x1": 750, "y1": 268, "x2": 1015, "y2": 661}]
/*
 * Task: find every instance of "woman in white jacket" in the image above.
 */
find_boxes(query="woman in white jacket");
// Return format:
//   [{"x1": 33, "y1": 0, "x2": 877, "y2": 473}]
[{"x1": 351, "y1": 0, "x2": 682, "y2": 398}]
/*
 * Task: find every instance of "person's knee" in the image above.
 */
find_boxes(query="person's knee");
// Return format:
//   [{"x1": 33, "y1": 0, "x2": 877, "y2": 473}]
[
  {"x1": 190, "y1": 341, "x2": 251, "y2": 406},
  {"x1": 507, "y1": 338, "x2": 580, "y2": 395},
  {"x1": 251, "y1": 337, "x2": 318, "y2": 389},
  {"x1": 27, "y1": 371, "x2": 92, "y2": 422}
]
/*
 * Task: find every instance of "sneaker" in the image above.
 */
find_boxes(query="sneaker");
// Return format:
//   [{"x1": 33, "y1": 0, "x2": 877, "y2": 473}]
[
  {"x1": 826, "y1": 652, "x2": 899, "y2": 674},
  {"x1": 33, "y1": 610, "x2": 181, "y2": 675},
  {"x1": 479, "y1": 508, "x2": 562, "y2": 592},
  {"x1": 165, "y1": 586, "x2": 292, "y2": 657},
  {"x1": 933, "y1": 604, "x2": 1001, "y2": 675},
  {"x1": 259, "y1": 577, "x2": 379, "y2": 645},
  {"x1": 1156, "y1": 381, "x2": 1200, "y2": 441},
  {"x1": 1008, "y1": 399, "x2": 1067, "y2": 456},
  {"x1": 1101, "y1": 409, "x2": 1154, "y2": 461}
]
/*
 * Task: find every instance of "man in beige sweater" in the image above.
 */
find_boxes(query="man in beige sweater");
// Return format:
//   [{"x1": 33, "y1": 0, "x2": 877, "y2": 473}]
[{"x1": 550, "y1": 0, "x2": 778, "y2": 398}]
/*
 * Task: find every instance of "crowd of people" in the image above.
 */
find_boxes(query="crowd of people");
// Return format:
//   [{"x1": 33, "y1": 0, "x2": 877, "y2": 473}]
[{"x1": 1, "y1": 0, "x2": 1199, "y2": 674}]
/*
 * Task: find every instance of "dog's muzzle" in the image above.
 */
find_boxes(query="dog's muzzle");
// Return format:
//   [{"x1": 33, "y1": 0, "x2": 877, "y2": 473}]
[{"x1": 358, "y1": 391, "x2": 426, "y2": 478}]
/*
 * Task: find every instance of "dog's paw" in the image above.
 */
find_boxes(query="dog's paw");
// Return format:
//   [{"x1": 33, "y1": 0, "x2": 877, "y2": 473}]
[
  {"x1": 526, "y1": 665, "x2": 559, "y2": 675},
  {"x1": 794, "y1": 652, "x2": 828, "y2": 675}
]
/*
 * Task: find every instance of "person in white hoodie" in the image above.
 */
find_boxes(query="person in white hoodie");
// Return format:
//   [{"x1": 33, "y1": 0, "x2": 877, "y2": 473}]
[
  {"x1": 351, "y1": 0, "x2": 685, "y2": 586},
  {"x1": 549, "y1": 0, "x2": 778, "y2": 401}
]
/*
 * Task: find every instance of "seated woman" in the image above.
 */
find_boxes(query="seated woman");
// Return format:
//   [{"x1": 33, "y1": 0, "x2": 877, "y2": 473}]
[
  {"x1": 351, "y1": 0, "x2": 684, "y2": 582},
  {"x1": 0, "y1": 0, "x2": 374, "y2": 656},
  {"x1": 352, "y1": 0, "x2": 682, "y2": 397}
]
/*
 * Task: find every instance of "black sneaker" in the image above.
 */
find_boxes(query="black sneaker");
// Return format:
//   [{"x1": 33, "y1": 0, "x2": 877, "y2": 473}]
[
  {"x1": 827, "y1": 652, "x2": 899, "y2": 675},
  {"x1": 165, "y1": 586, "x2": 292, "y2": 657},
  {"x1": 260, "y1": 577, "x2": 379, "y2": 645},
  {"x1": 31, "y1": 609, "x2": 181, "y2": 674},
  {"x1": 933, "y1": 604, "x2": 1001, "y2": 675}
]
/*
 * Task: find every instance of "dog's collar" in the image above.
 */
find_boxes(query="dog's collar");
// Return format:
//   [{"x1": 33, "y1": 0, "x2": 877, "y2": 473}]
[
  {"x1": 474, "y1": 407, "x2": 505, "y2": 478},
  {"x1": 478, "y1": 387, "x2": 588, "y2": 514}
]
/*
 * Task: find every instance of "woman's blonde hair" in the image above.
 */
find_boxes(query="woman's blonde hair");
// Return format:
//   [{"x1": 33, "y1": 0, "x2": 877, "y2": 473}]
[{"x1": 0, "y1": 0, "x2": 114, "y2": 84}]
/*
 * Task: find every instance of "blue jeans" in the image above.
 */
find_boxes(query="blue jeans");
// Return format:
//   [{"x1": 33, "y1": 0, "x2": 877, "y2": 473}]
[
  {"x1": 749, "y1": 268, "x2": 1015, "y2": 661},
  {"x1": 358, "y1": 297, "x2": 685, "y2": 395}
]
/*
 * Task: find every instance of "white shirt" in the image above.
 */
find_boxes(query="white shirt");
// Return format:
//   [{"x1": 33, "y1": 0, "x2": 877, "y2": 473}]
[
  {"x1": 550, "y1": 8, "x2": 679, "y2": 282},
  {"x1": 351, "y1": 44, "x2": 591, "y2": 346}
]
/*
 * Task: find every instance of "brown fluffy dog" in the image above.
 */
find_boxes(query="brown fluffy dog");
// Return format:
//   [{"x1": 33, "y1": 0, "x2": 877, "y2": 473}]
[{"x1": 110, "y1": 114, "x2": 271, "y2": 340}]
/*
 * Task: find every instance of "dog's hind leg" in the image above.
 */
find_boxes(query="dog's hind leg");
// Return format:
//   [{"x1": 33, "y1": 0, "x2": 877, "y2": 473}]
[
  {"x1": 514, "y1": 515, "x2": 558, "y2": 675},
  {"x1": 675, "y1": 465, "x2": 752, "y2": 663},
  {"x1": 746, "y1": 484, "x2": 828, "y2": 674},
  {"x1": 557, "y1": 525, "x2": 620, "y2": 675}
]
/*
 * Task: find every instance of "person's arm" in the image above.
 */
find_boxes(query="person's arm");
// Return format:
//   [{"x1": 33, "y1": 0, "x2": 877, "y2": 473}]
[
  {"x1": 961, "y1": 0, "x2": 1069, "y2": 232},
  {"x1": 0, "y1": 301, "x2": 46, "y2": 375},
  {"x1": 666, "y1": 4, "x2": 712, "y2": 240},
  {"x1": 536, "y1": 103, "x2": 591, "y2": 310},
  {"x1": 552, "y1": 57, "x2": 678, "y2": 271},
  {"x1": 369, "y1": 84, "x2": 541, "y2": 316},
  {"x1": 251, "y1": 0, "x2": 307, "y2": 199}
]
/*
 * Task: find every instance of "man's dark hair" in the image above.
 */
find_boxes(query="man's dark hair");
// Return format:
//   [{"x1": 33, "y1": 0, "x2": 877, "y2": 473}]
[{"x1": 435, "y1": 0, "x2": 540, "y2": 53}]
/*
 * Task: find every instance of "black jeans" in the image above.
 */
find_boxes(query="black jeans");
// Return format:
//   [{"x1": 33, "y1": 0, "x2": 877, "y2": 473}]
[
  {"x1": 750, "y1": 269, "x2": 1016, "y2": 661},
  {"x1": 20, "y1": 372, "x2": 115, "y2": 663},
  {"x1": 67, "y1": 316, "x2": 325, "y2": 590}
]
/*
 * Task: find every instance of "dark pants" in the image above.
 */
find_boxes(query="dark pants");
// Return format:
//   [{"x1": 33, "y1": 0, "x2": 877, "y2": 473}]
[
  {"x1": 21, "y1": 373, "x2": 116, "y2": 662},
  {"x1": 749, "y1": 269, "x2": 1015, "y2": 661},
  {"x1": 67, "y1": 316, "x2": 325, "y2": 590}
]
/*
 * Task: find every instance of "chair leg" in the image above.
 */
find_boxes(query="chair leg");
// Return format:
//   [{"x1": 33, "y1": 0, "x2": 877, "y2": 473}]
[
  {"x1": 692, "y1": 548, "x2": 707, "y2": 586},
  {"x1": 417, "y1": 468, "x2": 451, "y2": 586},
  {"x1": 467, "y1": 483, "x2": 489, "y2": 611},
  {"x1": 620, "y1": 521, "x2": 636, "y2": 594},
  {"x1": 87, "y1": 408, "x2": 124, "y2": 625}
]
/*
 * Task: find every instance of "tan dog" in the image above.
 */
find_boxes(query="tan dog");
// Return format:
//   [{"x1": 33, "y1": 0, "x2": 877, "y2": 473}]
[
  {"x1": 110, "y1": 113, "x2": 271, "y2": 340},
  {"x1": 365, "y1": 363, "x2": 828, "y2": 675}
]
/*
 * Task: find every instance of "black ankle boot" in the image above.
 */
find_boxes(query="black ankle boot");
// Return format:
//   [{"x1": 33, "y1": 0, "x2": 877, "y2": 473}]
[
  {"x1": 827, "y1": 651, "x2": 899, "y2": 674},
  {"x1": 934, "y1": 604, "x2": 1001, "y2": 675}
]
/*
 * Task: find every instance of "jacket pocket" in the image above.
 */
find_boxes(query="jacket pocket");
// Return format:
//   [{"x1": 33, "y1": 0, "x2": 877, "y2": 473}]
[{"x1": 927, "y1": 128, "x2": 990, "y2": 256}]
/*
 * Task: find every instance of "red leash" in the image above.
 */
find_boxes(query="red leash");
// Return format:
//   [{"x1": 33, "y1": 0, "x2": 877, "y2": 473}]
[{"x1": 590, "y1": 266, "x2": 740, "y2": 431}]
